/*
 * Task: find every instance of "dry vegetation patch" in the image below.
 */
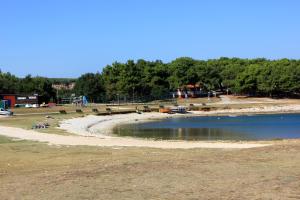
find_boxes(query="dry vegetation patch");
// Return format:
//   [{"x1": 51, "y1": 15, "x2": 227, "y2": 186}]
[{"x1": 0, "y1": 136, "x2": 299, "y2": 199}]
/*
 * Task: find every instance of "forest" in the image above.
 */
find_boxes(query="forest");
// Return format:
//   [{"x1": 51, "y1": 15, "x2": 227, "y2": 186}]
[{"x1": 1, "y1": 57, "x2": 300, "y2": 102}]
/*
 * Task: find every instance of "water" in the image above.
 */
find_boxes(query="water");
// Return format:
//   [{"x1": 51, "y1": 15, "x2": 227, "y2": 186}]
[{"x1": 113, "y1": 113, "x2": 300, "y2": 141}]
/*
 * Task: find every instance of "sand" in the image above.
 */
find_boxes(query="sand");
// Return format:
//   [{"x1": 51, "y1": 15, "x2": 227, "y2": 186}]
[
  {"x1": 60, "y1": 113, "x2": 173, "y2": 137},
  {"x1": 204, "y1": 104, "x2": 300, "y2": 115}
]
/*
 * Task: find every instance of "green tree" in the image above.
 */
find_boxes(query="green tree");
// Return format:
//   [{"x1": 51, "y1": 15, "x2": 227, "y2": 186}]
[
  {"x1": 18, "y1": 75, "x2": 55, "y2": 102},
  {"x1": 74, "y1": 73, "x2": 105, "y2": 102},
  {"x1": 235, "y1": 64, "x2": 262, "y2": 95},
  {"x1": 168, "y1": 57, "x2": 197, "y2": 90},
  {"x1": 0, "y1": 70, "x2": 19, "y2": 94}
]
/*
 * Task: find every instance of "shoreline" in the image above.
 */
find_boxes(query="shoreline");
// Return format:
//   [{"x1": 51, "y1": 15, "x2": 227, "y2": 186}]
[
  {"x1": 0, "y1": 125, "x2": 271, "y2": 149},
  {"x1": 2, "y1": 104, "x2": 300, "y2": 149},
  {"x1": 59, "y1": 104, "x2": 300, "y2": 138}
]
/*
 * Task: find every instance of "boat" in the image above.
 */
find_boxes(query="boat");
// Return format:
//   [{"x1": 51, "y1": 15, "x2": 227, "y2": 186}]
[{"x1": 170, "y1": 106, "x2": 187, "y2": 114}]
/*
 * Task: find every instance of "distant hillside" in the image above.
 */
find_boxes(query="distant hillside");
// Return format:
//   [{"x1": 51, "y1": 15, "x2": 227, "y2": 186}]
[{"x1": 48, "y1": 78, "x2": 77, "y2": 84}]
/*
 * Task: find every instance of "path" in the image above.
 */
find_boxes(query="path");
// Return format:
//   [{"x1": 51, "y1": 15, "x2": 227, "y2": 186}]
[
  {"x1": 219, "y1": 95, "x2": 232, "y2": 104},
  {"x1": 216, "y1": 95, "x2": 278, "y2": 105}
]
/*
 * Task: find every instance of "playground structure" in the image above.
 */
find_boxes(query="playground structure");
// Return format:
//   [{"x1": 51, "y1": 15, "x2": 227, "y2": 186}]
[{"x1": 71, "y1": 95, "x2": 88, "y2": 106}]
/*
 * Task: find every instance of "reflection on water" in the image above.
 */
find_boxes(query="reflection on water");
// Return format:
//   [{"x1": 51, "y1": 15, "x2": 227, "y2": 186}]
[{"x1": 113, "y1": 114, "x2": 300, "y2": 140}]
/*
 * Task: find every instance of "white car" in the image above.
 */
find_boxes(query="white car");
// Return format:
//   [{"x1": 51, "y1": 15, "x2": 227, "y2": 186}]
[{"x1": 0, "y1": 108, "x2": 13, "y2": 116}]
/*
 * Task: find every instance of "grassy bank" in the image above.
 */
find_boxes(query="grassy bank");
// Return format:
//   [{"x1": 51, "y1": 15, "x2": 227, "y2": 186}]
[
  {"x1": 0, "y1": 113, "x2": 84, "y2": 135},
  {"x1": 0, "y1": 136, "x2": 299, "y2": 199}
]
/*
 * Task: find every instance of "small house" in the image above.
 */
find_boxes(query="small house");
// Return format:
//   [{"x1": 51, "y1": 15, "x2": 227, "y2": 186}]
[
  {"x1": 176, "y1": 83, "x2": 204, "y2": 98},
  {"x1": 0, "y1": 94, "x2": 41, "y2": 107}
]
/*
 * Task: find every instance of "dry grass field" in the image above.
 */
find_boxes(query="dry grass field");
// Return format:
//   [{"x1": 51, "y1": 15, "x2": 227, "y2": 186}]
[
  {"x1": 0, "y1": 136, "x2": 300, "y2": 200},
  {"x1": 10, "y1": 104, "x2": 123, "y2": 114}
]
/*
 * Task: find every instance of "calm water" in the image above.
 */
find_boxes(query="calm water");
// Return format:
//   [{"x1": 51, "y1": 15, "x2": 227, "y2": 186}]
[{"x1": 113, "y1": 114, "x2": 300, "y2": 140}]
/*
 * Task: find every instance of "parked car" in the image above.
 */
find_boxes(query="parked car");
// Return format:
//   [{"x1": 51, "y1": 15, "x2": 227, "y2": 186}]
[
  {"x1": 0, "y1": 108, "x2": 13, "y2": 116},
  {"x1": 40, "y1": 103, "x2": 49, "y2": 107}
]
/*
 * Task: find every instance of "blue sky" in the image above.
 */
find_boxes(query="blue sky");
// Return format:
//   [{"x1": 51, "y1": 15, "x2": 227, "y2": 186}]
[{"x1": 0, "y1": 0, "x2": 299, "y2": 78}]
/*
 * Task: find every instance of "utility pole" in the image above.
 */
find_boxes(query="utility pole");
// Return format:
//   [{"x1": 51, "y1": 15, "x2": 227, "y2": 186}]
[
  {"x1": 117, "y1": 93, "x2": 120, "y2": 110},
  {"x1": 56, "y1": 88, "x2": 59, "y2": 104}
]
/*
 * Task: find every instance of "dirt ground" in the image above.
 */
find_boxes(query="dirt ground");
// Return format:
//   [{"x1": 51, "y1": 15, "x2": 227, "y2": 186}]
[{"x1": 0, "y1": 136, "x2": 299, "y2": 200}]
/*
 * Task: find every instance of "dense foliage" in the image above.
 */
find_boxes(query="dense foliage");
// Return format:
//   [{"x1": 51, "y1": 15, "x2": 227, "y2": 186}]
[
  {"x1": 74, "y1": 73, "x2": 105, "y2": 102},
  {"x1": 0, "y1": 71, "x2": 55, "y2": 102},
  {"x1": 1, "y1": 57, "x2": 300, "y2": 102},
  {"x1": 98, "y1": 57, "x2": 300, "y2": 101}
]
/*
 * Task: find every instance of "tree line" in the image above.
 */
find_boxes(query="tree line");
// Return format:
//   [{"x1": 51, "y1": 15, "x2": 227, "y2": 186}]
[
  {"x1": 1, "y1": 57, "x2": 300, "y2": 103},
  {"x1": 0, "y1": 72, "x2": 56, "y2": 102}
]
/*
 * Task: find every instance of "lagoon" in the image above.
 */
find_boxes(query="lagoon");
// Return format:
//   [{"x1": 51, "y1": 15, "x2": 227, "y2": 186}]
[{"x1": 113, "y1": 113, "x2": 300, "y2": 140}]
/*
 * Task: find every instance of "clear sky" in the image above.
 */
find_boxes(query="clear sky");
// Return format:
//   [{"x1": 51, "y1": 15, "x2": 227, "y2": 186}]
[{"x1": 1, "y1": 0, "x2": 299, "y2": 78}]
